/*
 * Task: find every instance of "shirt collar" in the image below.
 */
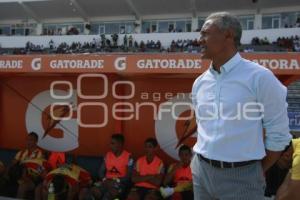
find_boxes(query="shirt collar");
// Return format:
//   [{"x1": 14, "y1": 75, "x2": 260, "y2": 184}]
[{"x1": 209, "y1": 52, "x2": 242, "y2": 74}]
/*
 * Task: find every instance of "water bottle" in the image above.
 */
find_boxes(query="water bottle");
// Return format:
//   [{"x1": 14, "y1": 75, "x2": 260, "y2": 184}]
[{"x1": 47, "y1": 183, "x2": 55, "y2": 200}]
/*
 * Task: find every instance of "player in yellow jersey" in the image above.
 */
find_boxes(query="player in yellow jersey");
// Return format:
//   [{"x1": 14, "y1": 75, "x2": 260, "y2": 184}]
[{"x1": 276, "y1": 138, "x2": 300, "y2": 200}]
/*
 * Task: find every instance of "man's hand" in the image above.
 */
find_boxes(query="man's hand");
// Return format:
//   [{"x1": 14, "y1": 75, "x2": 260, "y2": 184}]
[
  {"x1": 276, "y1": 147, "x2": 292, "y2": 169},
  {"x1": 262, "y1": 150, "x2": 283, "y2": 172}
]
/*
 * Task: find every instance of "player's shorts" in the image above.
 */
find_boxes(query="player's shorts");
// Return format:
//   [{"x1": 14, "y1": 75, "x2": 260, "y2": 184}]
[{"x1": 130, "y1": 186, "x2": 161, "y2": 200}]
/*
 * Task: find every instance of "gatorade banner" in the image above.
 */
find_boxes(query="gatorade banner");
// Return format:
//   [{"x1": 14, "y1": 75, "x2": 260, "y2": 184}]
[{"x1": 0, "y1": 53, "x2": 299, "y2": 74}]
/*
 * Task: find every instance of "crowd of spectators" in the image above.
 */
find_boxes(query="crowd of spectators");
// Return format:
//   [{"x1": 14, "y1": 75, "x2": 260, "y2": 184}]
[
  {"x1": 169, "y1": 39, "x2": 200, "y2": 53},
  {"x1": 251, "y1": 37, "x2": 270, "y2": 45},
  {"x1": 243, "y1": 35, "x2": 300, "y2": 52},
  {"x1": 42, "y1": 27, "x2": 81, "y2": 36},
  {"x1": 282, "y1": 17, "x2": 300, "y2": 28},
  {"x1": 0, "y1": 34, "x2": 202, "y2": 55},
  {"x1": 0, "y1": 35, "x2": 300, "y2": 55},
  {"x1": 277, "y1": 35, "x2": 300, "y2": 51}
]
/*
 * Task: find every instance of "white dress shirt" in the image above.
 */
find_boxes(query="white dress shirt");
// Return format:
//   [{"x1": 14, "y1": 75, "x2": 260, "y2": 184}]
[{"x1": 192, "y1": 53, "x2": 292, "y2": 162}]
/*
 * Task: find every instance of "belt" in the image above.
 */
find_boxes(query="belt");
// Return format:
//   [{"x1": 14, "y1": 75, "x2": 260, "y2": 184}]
[{"x1": 198, "y1": 154, "x2": 257, "y2": 169}]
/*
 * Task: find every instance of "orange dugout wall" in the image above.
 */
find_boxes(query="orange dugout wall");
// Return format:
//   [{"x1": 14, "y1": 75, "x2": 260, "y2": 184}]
[{"x1": 0, "y1": 53, "x2": 299, "y2": 162}]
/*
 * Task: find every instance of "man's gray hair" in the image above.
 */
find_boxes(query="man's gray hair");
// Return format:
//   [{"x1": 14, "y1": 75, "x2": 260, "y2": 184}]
[{"x1": 206, "y1": 12, "x2": 242, "y2": 47}]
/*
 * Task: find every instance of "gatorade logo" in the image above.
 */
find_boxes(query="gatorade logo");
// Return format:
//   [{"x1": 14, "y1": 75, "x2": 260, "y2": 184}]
[
  {"x1": 25, "y1": 90, "x2": 78, "y2": 152},
  {"x1": 31, "y1": 58, "x2": 42, "y2": 71},
  {"x1": 114, "y1": 57, "x2": 127, "y2": 71},
  {"x1": 155, "y1": 93, "x2": 197, "y2": 160}
]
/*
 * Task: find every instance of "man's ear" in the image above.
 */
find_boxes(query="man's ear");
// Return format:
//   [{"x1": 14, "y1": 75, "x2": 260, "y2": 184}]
[{"x1": 225, "y1": 29, "x2": 235, "y2": 42}]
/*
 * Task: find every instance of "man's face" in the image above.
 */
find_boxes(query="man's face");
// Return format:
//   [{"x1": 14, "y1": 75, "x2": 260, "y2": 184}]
[
  {"x1": 145, "y1": 142, "x2": 155, "y2": 157},
  {"x1": 26, "y1": 135, "x2": 37, "y2": 149},
  {"x1": 179, "y1": 150, "x2": 192, "y2": 166},
  {"x1": 110, "y1": 139, "x2": 123, "y2": 153},
  {"x1": 199, "y1": 20, "x2": 227, "y2": 60}
]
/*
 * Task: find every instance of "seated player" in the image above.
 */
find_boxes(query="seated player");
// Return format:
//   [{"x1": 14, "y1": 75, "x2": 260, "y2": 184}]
[
  {"x1": 41, "y1": 163, "x2": 92, "y2": 200},
  {"x1": 0, "y1": 161, "x2": 9, "y2": 196},
  {"x1": 89, "y1": 133, "x2": 133, "y2": 200},
  {"x1": 5, "y1": 160, "x2": 25, "y2": 197},
  {"x1": 0, "y1": 161, "x2": 5, "y2": 176},
  {"x1": 16, "y1": 158, "x2": 51, "y2": 199},
  {"x1": 127, "y1": 138, "x2": 164, "y2": 200},
  {"x1": 276, "y1": 137, "x2": 300, "y2": 200},
  {"x1": 5, "y1": 132, "x2": 43, "y2": 198},
  {"x1": 12, "y1": 132, "x2": 43, "y2": 165},
  {"x1": 160, "y1": 145, "x2": 193, "y2": 200}
]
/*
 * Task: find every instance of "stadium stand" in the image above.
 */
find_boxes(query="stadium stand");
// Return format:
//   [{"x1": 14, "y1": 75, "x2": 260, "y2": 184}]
[{"x1": 0, "y1": 35, "x2": 299, "y2": 55}]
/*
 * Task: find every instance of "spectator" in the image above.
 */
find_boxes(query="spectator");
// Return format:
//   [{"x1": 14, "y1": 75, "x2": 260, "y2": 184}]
[
  {"x1": 296, "y1": 18, "x2": 300, "y2": 27},
  {"x1": 170, "y1": 40, "x2": 176, "y2": 52},
  {"x1": 140, "y1": 40, "x2": 145, "y2": 52},
  {"x1": 156, "y1": 40, "x2": 161, "y2": 49},
  {"x1": 134, "y1": 41, "x2": 139, "y2": 49},
  {"x1": 100, "y1": 34, "x2": 106, "y2": 47},
  {"x1": 106, "y1": 38, "x2": 111, "y2": 47},
  {"x1": 128, "y1": 35, "x2": 133, "y2": 48},
  {"x1": 49, "y1": 40, "x2": 54, "y2": 49},
  {"x1": 123, "y1": 35, "x2": 128, "y2": 47},
  {"x1": 67, "y1": 27, "x2": 79, "y2": 35},
  {"x1": 111, "y1": 33, "x2": 118, "y2": 47}
]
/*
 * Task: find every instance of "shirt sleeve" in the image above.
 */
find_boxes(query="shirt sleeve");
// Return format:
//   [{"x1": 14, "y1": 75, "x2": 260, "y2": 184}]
[{"x1": 257, "y1": 69, "x2": 292, "y2": 151}]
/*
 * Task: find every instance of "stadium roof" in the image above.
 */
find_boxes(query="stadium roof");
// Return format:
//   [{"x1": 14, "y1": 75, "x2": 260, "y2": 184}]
[{"x1": 0, "y1": 0, "x2": 300, "y2": 22}]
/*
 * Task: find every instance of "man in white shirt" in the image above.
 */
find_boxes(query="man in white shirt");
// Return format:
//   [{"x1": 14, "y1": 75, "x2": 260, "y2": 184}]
[{"x1": 191, "y1": 12, "x2": 292, "y2": 200}]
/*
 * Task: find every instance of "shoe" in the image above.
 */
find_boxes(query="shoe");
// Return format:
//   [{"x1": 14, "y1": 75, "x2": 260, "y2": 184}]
[{"x1": 160, "y1": 186, "x2": 174, "y2": 198}]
